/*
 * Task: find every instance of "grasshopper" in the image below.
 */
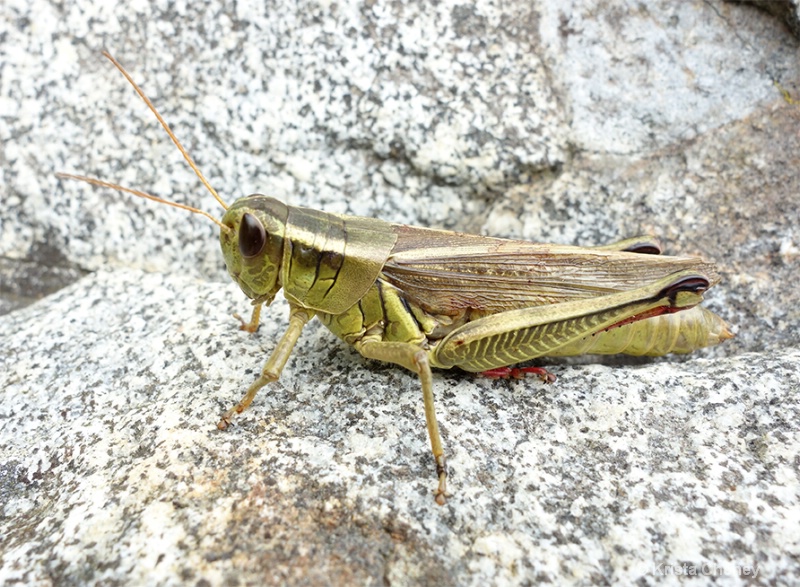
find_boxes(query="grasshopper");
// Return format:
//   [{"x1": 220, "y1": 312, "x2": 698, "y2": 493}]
[{"x1": 59, "y1": 53, "x2": 732, "y2": 505}]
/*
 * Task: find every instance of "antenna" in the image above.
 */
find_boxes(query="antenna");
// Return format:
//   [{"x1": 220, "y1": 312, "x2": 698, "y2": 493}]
[
  {"x1": 56, "y1": 173, "x2": 230, "y2": 232},
  {"x1": 101, "y1": 50, "x2": 229, "y2": 210}
]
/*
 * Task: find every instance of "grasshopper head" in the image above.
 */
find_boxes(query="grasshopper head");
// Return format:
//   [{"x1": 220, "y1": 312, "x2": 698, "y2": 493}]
[{"x1": 220, "y1": 195, "x2": 289, "y2": 304}]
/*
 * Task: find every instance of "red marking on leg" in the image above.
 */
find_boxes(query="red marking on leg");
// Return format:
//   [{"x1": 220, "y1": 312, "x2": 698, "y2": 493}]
[
  {"x1": 480, "y1": 367, "x2": 515, "y2": 379},
  {"x1": 480, "y1": 366, "x2": 556, "y2": 383}
]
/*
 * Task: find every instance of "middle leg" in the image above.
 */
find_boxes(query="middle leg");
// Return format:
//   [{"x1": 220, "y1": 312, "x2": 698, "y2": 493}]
[{"x1": 355, "y1": 339, "x2": 448, "y2": 505}]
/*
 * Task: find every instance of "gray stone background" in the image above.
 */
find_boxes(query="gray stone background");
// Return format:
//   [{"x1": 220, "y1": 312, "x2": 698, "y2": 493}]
[{"x1": 1, "y1": 0, "x2": 799, "y2": 585}]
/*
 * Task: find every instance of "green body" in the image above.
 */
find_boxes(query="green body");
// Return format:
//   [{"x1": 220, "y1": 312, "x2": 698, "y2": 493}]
[
  {"x1": 221, "y1": 195, "x2": 730, "y2": 375},
  {"x1": 217, "y1": 194, "x2": 731, "y2": 504}
]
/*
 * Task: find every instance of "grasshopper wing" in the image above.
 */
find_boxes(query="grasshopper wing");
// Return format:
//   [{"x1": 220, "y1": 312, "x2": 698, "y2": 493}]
[{"x1": 382, "y1": 224, "x2": 719, "y2": 317}]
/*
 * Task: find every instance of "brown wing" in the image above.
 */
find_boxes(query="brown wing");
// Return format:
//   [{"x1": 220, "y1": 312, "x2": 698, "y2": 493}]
[{"x1": 381, "y1": 224, "x2": 719, "y2": 316}]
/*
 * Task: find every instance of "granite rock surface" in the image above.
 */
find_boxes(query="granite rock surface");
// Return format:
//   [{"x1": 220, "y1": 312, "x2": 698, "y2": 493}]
[{"x1": 2, "y1": 0, "x2": 799, "y2": 584}]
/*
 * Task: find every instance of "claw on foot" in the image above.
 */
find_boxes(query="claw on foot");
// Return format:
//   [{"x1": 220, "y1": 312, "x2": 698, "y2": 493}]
[
  {"x1": 233, "y1": 313, "x2": 259, "y2": 333},
  {"x1": 217, "y1": 404, "x2": 245, "y2": 430}
]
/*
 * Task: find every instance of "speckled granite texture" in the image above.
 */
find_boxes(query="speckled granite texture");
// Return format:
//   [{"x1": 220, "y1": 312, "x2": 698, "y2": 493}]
[{"x1": 2, "y1": 0, "x2": 799, "y2": 585}]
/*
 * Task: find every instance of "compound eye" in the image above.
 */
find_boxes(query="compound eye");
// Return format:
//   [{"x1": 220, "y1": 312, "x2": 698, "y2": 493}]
[{"x1": 239, "y1": 213, "x2": 267, "y2": 258}]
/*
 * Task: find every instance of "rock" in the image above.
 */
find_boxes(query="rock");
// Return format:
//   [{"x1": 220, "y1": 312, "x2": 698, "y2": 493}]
[{"x1": 1, "y1": 0, "x2": 798, "y2": 584}]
